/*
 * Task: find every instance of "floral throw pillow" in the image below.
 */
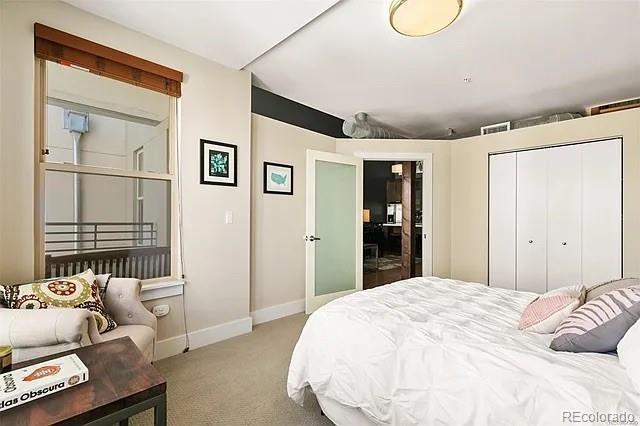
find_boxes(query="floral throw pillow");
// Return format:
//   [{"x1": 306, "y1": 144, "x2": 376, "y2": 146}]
[{"x1": 1, "y1": 269, "x2": 117, "y2": 333}]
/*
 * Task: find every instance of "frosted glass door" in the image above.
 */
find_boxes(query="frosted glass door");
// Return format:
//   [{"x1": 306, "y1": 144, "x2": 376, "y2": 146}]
[
  {"x1": 516, "y1": 149, "x2": 548, "y2": 293},
  {"x1": 547, "y1": 145, "x2": 582, "y2": 290},
  {"x1": 315, "y1": 161, "x2": 356, "y2": 295},
  {"x1": 306, "y1": 151, "x2": 363, "y2": 313}
]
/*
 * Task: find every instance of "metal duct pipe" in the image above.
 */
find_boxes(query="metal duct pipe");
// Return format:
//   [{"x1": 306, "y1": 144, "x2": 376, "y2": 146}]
[
  {"x1": 71, "y1": 131, "x2": 82, "y2": 230},
  {"x1": 342, "y1": 112, "x2": 404, "y2": 139},
  {"x1": 512, "y1": 112, "x2": 582, "y2": 129},
  {"x1": 64, "y1": 110, "x2": 90, "y2": 252}
]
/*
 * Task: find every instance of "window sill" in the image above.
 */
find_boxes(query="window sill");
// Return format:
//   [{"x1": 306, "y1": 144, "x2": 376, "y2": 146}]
[{"x1": 140, "y1": 279, "x2": 185, "y2": 302}]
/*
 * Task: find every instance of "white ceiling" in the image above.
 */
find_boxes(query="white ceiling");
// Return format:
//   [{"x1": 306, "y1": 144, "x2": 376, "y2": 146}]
[
  {"x1": 64, "y1": 0, "x2": 340, "y2": 70},
  {"x1": 67, "y1": 0, "x2": 640, "y2": 138}
]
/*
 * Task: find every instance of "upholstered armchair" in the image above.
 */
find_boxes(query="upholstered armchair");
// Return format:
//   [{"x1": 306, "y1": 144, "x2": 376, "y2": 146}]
[{"x1": 0, "y1": 278, "x2": 157, "y2": 363}]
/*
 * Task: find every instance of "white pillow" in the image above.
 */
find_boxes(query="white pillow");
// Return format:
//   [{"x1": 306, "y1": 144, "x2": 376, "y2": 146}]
[
  {"x1": 544, "y1": 284, "x2": 586, "y2": 303},
  {"x1": 618, "y1": 319, "x2": 640, "y2": 393},
  {"x1": 519, "y1": 285, "x2": 586, "y2": 334}
]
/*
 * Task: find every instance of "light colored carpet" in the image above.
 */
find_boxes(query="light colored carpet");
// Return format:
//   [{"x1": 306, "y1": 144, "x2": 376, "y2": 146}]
[{"x1": 131, "y1": 313, "x2": 331, "y2": 426}]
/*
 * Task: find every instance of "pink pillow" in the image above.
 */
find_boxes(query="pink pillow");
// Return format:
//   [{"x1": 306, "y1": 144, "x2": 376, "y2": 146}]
[{"x1": 519, "y1": 285, "x2": 585, "y2": 333}]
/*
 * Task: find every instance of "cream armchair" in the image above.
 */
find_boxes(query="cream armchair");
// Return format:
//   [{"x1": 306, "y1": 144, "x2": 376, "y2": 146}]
[{"x1": 0, "y1": 278, "x2": 157, "y2": 363}]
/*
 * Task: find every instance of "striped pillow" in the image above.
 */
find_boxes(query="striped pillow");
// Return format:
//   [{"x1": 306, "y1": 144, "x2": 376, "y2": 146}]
[{"x1": 550, "y1": 286, "x2": 640, "y2": 353}]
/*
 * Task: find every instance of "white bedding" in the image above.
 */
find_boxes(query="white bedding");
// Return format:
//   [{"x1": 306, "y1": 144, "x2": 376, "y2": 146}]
[{"x1": 288, "y1": 277, "x2": 640, "y2": 425}]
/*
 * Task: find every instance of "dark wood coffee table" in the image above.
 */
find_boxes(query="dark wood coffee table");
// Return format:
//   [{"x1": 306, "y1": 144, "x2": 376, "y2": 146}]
[{"x1": 0, "y1": 337, "x2": 167, "y2": 426}]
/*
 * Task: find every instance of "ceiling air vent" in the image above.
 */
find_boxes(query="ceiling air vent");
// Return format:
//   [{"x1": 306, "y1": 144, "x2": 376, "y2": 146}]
[
  {"x1": 481, "y1": 121, "x2": 511, "y2": 135},
  {"x1": 590, "y1": 97, "x2": 640, "y2": 115}
]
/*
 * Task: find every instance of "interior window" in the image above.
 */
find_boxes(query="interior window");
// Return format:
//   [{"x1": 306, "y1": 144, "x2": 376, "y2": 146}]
[{"x1": 38, "y1": 61, "x2": 175, "y2": 281}]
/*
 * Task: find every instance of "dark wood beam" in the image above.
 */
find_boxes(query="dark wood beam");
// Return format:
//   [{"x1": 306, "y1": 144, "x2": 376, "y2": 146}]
[{"x1": 401, "y1": 161, "x2": 416, "y2": 279}]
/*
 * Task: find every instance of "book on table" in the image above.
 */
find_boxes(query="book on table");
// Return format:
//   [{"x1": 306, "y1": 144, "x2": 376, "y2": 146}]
[{"x1": 0, "y1": 354, "x2": 89, "y2": 412}]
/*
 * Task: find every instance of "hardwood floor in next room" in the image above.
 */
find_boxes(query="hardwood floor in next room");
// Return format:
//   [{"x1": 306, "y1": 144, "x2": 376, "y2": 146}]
[{"x1": 364, "y1": 262, "x2": 422, "y2": 290}]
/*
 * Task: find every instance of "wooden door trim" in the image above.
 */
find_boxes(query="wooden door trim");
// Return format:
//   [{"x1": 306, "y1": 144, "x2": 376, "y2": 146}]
[{"x1": 401, "y1": 161, "x2": 416, "y2": 279}]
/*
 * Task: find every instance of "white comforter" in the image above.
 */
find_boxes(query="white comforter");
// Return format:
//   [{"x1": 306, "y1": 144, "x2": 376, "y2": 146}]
[{"x1": 288, "y1": 277, "x2": 640, "y2": 425}]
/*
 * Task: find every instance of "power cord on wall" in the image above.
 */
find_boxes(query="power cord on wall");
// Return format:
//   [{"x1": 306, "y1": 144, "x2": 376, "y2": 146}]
[{"x1": 176, "y1": 98, "x2": 190, "y2": 354}]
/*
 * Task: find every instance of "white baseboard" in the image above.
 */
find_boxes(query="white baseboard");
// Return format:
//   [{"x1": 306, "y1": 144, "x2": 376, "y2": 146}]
[
  {"x1": 154, "y1": 300, "x2": 304, "y2": 361},
  {"x1": 154, "y1": 316, "x2": 252, "y2": 361},
  {"x1": 251, "y1": 299, "x2": 305, "y2": 325}
]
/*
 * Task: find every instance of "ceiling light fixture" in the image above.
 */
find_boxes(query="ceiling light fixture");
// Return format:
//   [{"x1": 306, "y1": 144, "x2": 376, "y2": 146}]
[{"x1": 389, "y1": 0, "x2": 463, "y2": 37}]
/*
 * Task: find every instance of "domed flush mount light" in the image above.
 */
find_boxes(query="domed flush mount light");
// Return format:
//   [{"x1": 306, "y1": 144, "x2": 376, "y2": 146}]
[{"x1": 389, "y1": 0, "x2": 463, "y2": 37}]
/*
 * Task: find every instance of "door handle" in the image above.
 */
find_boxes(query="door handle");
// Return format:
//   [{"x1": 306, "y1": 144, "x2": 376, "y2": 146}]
[
  {"x1": 305, "y1": 236, "x2": 321, "y2": 242},
  {"x1": 562, "y1": 242, "x2": 567, "y2": 246},
  {"x1": 528, "y1": 240, "x2": 534, "y2": 244}
]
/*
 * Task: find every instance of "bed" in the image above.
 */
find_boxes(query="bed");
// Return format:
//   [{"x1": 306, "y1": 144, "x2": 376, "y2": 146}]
[{"x1": 287, "y1": 277, "x2": 640, "y2": 425}]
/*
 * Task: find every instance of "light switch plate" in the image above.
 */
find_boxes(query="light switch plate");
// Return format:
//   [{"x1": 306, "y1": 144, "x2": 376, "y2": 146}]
[{"x1": 225, "y1": 211, "x2": 233, "y2": 224}]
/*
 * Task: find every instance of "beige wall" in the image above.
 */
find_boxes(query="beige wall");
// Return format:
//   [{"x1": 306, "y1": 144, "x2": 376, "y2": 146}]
[
  {"x1": 1, "y1": 0, "x2": 639, "y2": 346},
  {"x1": 450, "y1": 108, "x2": 640, "y2": 284},
  {"x1": 336, "y1": 139, "x2": 452, "y2": 278},
  {"x1": 0, "y1": 1, "x2": 252, "y2": 342},
  {"x1": 0, "y1": 2, "x2": 3, "y2": 284},
  {"x1": 251, "y1": 115, "x2": 335, "y2": 312}
]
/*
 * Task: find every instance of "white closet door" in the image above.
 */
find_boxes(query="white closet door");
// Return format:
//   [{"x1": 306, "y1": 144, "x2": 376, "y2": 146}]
[
  {"x1": 516, "y1": 149, "x2": 548, "y2": 293},
  {"x1": 489, "y1": 153, "x2": 517, "y2": 289},
  {"x1": 547, "y1": 145, "x2": 582, "y2": 290},
  {"x1": 581, "y1": 138, "x2": 622, "y2": 286}
]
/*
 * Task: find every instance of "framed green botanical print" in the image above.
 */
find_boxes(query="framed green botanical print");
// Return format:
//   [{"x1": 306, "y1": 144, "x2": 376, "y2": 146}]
[{"x1": 200, "y1": 139, "x2": 237, "y2": 186}]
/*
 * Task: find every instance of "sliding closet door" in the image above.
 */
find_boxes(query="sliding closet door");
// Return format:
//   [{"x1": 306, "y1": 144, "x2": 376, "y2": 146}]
[
  {"x1": 516, "y1": 149, "x2": 548, "y2": 293},
  {"x1": 489, "y1": 153, "x2": 517, "y2": 289},
  {"x1": 547, "y1": 145, "x2": 582, "y2": 290},
  {"x1": 581, "y1": 138, "x2": 622, "y2": 286}
]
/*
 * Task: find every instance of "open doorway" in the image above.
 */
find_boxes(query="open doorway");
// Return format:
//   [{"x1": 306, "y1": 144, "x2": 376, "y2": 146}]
[{"x1": 363, "y1": 159, "x2": 428, "y2": 289}]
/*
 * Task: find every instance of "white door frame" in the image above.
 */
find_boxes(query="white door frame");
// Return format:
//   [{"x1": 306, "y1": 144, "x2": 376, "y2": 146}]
[
  {"x1": 306, "y1": 150, "x2": 363, "y2": 313},
  {"x1": 353, "y1": 152, "x2": 434, "y2": 277}
]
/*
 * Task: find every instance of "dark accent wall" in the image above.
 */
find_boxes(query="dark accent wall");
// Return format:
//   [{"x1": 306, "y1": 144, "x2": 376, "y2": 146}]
[{"x1": 251, "y1": 86, "x2": 345, "y2": 138}]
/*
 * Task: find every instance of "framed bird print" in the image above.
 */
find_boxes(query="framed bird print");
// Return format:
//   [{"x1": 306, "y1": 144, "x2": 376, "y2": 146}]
[{"x1": 263, "y1": 162, "x2": 293, "y2": 195}]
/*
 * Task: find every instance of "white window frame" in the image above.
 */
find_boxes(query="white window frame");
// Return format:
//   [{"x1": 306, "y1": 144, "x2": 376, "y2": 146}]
[
  {"x1": 134, "y1": 147, "x2": 145, "y2": 246},
  {"x1": 34, "y1": 58, "x2": 181, "y2": 287}
]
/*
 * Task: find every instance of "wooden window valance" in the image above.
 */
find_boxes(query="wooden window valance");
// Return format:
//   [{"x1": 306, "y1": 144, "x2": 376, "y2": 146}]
[{"x1": 34, "y1": 23, "x2": 183, "y2": 97}]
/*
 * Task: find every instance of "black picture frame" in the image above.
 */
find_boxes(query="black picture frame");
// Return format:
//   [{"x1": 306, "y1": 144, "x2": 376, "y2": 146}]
[
  {"x1": 200, "y1": 139, "x2": 238, "y2": 187},
  {"x1": 263, "y1": 162, "x2": 294, "y2": 195}
]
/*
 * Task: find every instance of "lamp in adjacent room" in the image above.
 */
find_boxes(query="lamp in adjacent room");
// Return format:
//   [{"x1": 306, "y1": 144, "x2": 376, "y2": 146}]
[
  {"x1": 363, "y1": 209, "x2": 371, "y2": 223},
  {"x1": 389, "y1": 0, "x2": 463, "y2": 37}
]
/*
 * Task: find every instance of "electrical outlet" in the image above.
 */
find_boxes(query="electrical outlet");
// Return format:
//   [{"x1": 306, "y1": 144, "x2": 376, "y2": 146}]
[{"x1": 152, "y1": 304, "x2": 170, "y2": 318}]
